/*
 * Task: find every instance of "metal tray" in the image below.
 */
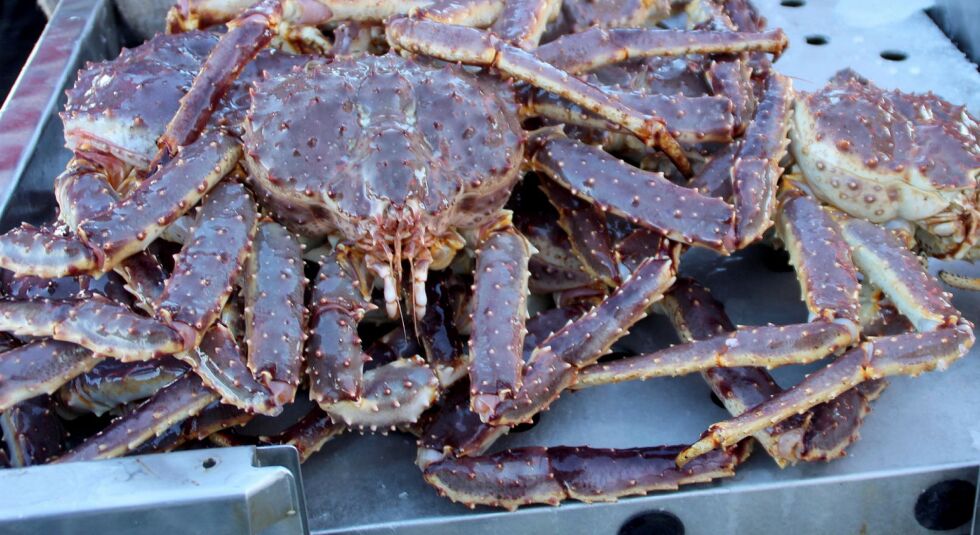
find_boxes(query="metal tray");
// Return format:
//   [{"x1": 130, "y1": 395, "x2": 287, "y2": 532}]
[{"x1": 0, "y1": 1, "x2": 977, "y2": 533}]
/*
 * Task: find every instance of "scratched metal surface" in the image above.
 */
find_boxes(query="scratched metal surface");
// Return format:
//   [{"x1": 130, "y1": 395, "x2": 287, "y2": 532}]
[{"x1": 0, "y1": 1, "x2": 976, "y2": 534}]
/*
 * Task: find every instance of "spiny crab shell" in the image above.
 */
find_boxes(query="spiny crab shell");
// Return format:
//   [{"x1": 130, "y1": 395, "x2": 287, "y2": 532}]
[
  {"x1": 243, "y1": 53, "x2": 525, "y2": 273},
  {"x1": 61, "y1": 31, "x2": 304, "y2": 177},
  {"x1": 790, "y1": 71, "x2": 980, "y2": 259}
]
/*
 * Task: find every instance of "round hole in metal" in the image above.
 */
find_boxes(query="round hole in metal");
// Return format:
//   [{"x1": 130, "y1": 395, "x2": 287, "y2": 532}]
[
  {"x1": 202, "y1": 457, "x2": 217, "y2": 469},
  {"x1": 805, "y1": 35, "x2": 829, "y2": 46},
  {"x1": 914, "y1": 479, "x2": 975, "y2": 530},
  {"x1": 881, "y1": 50, "x2": 908, "y2": 61},
  {"x1": 780, "y1": 0, "x2": 805, "y2": 6},
  {"x1": 619, "y1": 510, "x2": 684, "y2": 535}
]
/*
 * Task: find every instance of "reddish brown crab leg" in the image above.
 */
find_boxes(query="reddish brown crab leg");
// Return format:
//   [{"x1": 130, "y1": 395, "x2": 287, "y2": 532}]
[
  {"x1": 326, "y1": 355, "x2": 440, "y2": 432},
  {"x1": 157, "y1": 182, "x2": 257, "y2": 346},
  {"x1": 243, "y1": 221, "x2": 306, "y2": 404},
  {"x1": 535, "y1": 28, "x2": 788, "y2": 75},
  {"x1": 422, "y1": 442, "x2": 750, "y2": 510},
  {"x1": 489, "y1": 0, "x2": 559, "y2": 50},
  {"x1": 512, "y1": 196, "x2": 598, "y2": 294},
  {"x1": 939, "y1": 271, "x2": 980, "y2": 291},
  {"x1": 162, "y1": 0, "x2": 280, "y2": 152},
  {"x1": 531, "y1": 130, "x2": 736, "y2": 252},
  {"x1": 55, "y1": 373, "x2": 218, "y2": 463},
  {"x1": 469, "y1": 226, "x2": 532, "y2": 418},
  {"x1": 417, "y1": 270, "x2": 468, "y2": 387},
  {"x1": 677, "y1": 207, "x2": 974, "y2": 465},
  {"x1": 838, "y1": 217, "x2": 960, "y2": 331},
  {"x1": 59, "y1": 357, "x2": 189, "y2": 416},
  {"x1": 662, "y1": 278, "x2": 875, "y2": 466},
  {"x1": 730, "y1": 73, "x2": 792, "y2": 248},
  {"x1": 80, "y1": 132, "x2": 242, "y2": 272},
  {"x1": 686, "y1": 0, "x2": 756, "y2": 135},
  {"x1": 537, "y1": 177, "x2": 622, "y2": 286},
  {"x1": 130, "y1": 400, "x2": 250, "y2": 456},
  {"x1": 575, "y1": 321, "x2": 853, "y2": 385},
  {"x1": 261, "y1": 407, "x2": 344, "y2": 462},
  {"x1": 0, "y1": 296, "x2": 186, "y2": 360},
  {"x1": 678, "y1": 322, "x2": 974, "y2": 465},
  {"x1": 490, "y1": 256, "x2": 675, "y2": 425},
  {"x1": 1, "y1": 395, "x2": 65, "y2": 466},
  {"x1": 176, "y1": 323, "x2": 280, "y2": 415},
  {"x1": 386, "y1": 19, "x2": 693, "y2": 175},
  {"x1": 523, "y1": 91, "x2": 736, "y2": 145},
  {"x1": 55, "y1": 164, "x2": 171, "y2": 311},
  {"x1": 418, "y1": 306, "x2": 588, "y2": 459},
  {"x1": 0, "y1": 133, "x2": 240, "y2": 279},
  {"x1": 306, "y1": 248, "x2": 373, "y2": 405},
  {"x1": 0, "y1": 340, "x2": 99, "y2": 411},
  {"x1": 575, "y1": 188, "x2": 861, "y2": 385},
  {"x1": 0, "y1": 225, "x2": 100, "y2": 278}
]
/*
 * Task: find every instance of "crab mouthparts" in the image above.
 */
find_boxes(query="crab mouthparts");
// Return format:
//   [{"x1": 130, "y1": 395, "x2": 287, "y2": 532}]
[{"x1": 363, "y1": 227, "x2": 434, "y2": 321}]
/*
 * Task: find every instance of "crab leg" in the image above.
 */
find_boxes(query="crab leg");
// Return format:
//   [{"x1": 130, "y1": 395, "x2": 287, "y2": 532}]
[
  {"x1": 686, "y1": 0, "x2": 756, "y2": 135},
  {"x1": 662, "y1": 278, "x2": 875, "y2": 466},
  {"x1": 468, "y1": 226, "x2": 532, "y2": 417},
  {"x1": 59, "y1": 357, "x2": 189, "y2": 416},
  {"x1": 489, "y1": 0, "x2": 560, "y2": 50},
  {"x1": 326, "y1": 356, "x2": 440, "y2": 432},
  {"x1": 55, "y1": 373, "x2": 218, "y2": 462},
  {"x1": 417, "y1": 270, "x2": 468, "y2": 387},
  {"x1": 534, "y1": 28, "x2": 787, "y2": 75},
  {"x1": 261, "y1": 407, "x2": 344, "y2": 462},
  {"x1": 677, "y1": 322, "x2": 974, "y2": 465},
  {"x1": 55, "y1": 165, "x2": 170, "y2": 311},
  {"x1": 677, "y1": 210, "x2": 973, "y2": 465},
  {"x1": 386, "y1": 19, "x2": 693, "y2": 174},
  {"x1": 489, "y1": 256, "x2": 675, "y2": 425},
  {"x1": 0, "y1": 225, "x2": 100, "y2": 278},
  {"x1": 838, "y1": 217, "x2": 960, "y2": 331},
  {"x1": 306, "y1": 252, "x2": 440, "y2": 428},
  {"x1": 175, "y1": 323, "x2": 280, "y2": 415},
  {"x1": 939, "y1": 271, "x2": 980, "y2": 291},
  {"x1": 243, "y1": 221, "x2": 306, "y2": 404},
  {"x1": 575, "y1": 321, "x2": 853, "y2": 385},
  {"x1": 88, "y1": 133, "x2": 241, "y2": 273},
  {"x1": 162, "y1": 0, "x2": 279, "y2": 152},
  {"x1": 0, "y1": 296, "x2": 186, "y2": 360},
  {"x1": 511, "y1": 193, "x2": 598, "y2": 294},
  {"x1": 574, "y1": 189, "x2": 861, "y2": 384},
  {"x1": 306, "y1": 248, "x2": 373, "y2": 404},
  {"x1": 419, "y1": 306, "x2": 588, "y2": 459},
  {"x1": 0, "y1": 133, "x2": 239, "y2": 278},
  {"x1": 730, "y1": 73, "x2": 792, "y2": 248},
  {"x1": 1, "y1": 395, "x2": 65, "y2": 466},
  {"x1": 156, "y1": 181, "x2": 257, "y2": 345},
  {"x1": 530, "y1": 130, "x2": 736, "y2": 252},
  {"x1": 537, "y1": 177, "x2": 622, "y2": 286},
  {"x1": 523, "y1": 91, "x2": 736, "y2": 145},
  {"x1": 0, "y1": 340, "x2": 98, "y2": 411},
  {"x1": 422, "y1": 442, "x2": 750, "y2": 510},
  {"x1": 130, "y1": 399, "x2": 250, "y2": 456}
]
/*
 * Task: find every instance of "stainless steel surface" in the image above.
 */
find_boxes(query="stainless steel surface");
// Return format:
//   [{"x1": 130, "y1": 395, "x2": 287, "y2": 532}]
[
  {"x1": 0, "y1": 445, "x2": 308, "y2": 535},
  {"x1": 0, "y1": 1, "x2": 976, "y2": 534}
]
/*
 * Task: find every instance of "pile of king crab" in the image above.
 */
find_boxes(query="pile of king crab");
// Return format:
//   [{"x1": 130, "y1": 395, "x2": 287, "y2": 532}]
[{"x1": 0, "y1": 0, "x2": 976, "y2": 510}]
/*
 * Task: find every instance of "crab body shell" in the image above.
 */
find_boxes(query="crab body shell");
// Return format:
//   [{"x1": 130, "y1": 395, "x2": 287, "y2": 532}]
[
  {"x1": 243, "y1": 53, "x2": 525, "y2": 265},
  {"x1": 790, "y1": 73, "x2": 980, "y2": 259}
]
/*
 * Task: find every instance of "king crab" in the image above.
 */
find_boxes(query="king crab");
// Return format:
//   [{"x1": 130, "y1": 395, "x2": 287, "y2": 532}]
[
  {"x1": 0, "y1": 0, "x2": 787, "y2": 442},
  {"x1": 0, "y1": 0, "x2": 973, "y2": 514}
]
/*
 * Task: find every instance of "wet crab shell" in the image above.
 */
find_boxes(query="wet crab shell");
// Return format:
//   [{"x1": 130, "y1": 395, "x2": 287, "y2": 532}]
[
  {"x1": 790, "y1": 73, "x2": 979, "y2": 231},
  {"x1": 61, "y1": 30, "x2": 306, "y2": 172},
  {"x1": 241, "y1": 52, "x2": 525, "y2": 242}
]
